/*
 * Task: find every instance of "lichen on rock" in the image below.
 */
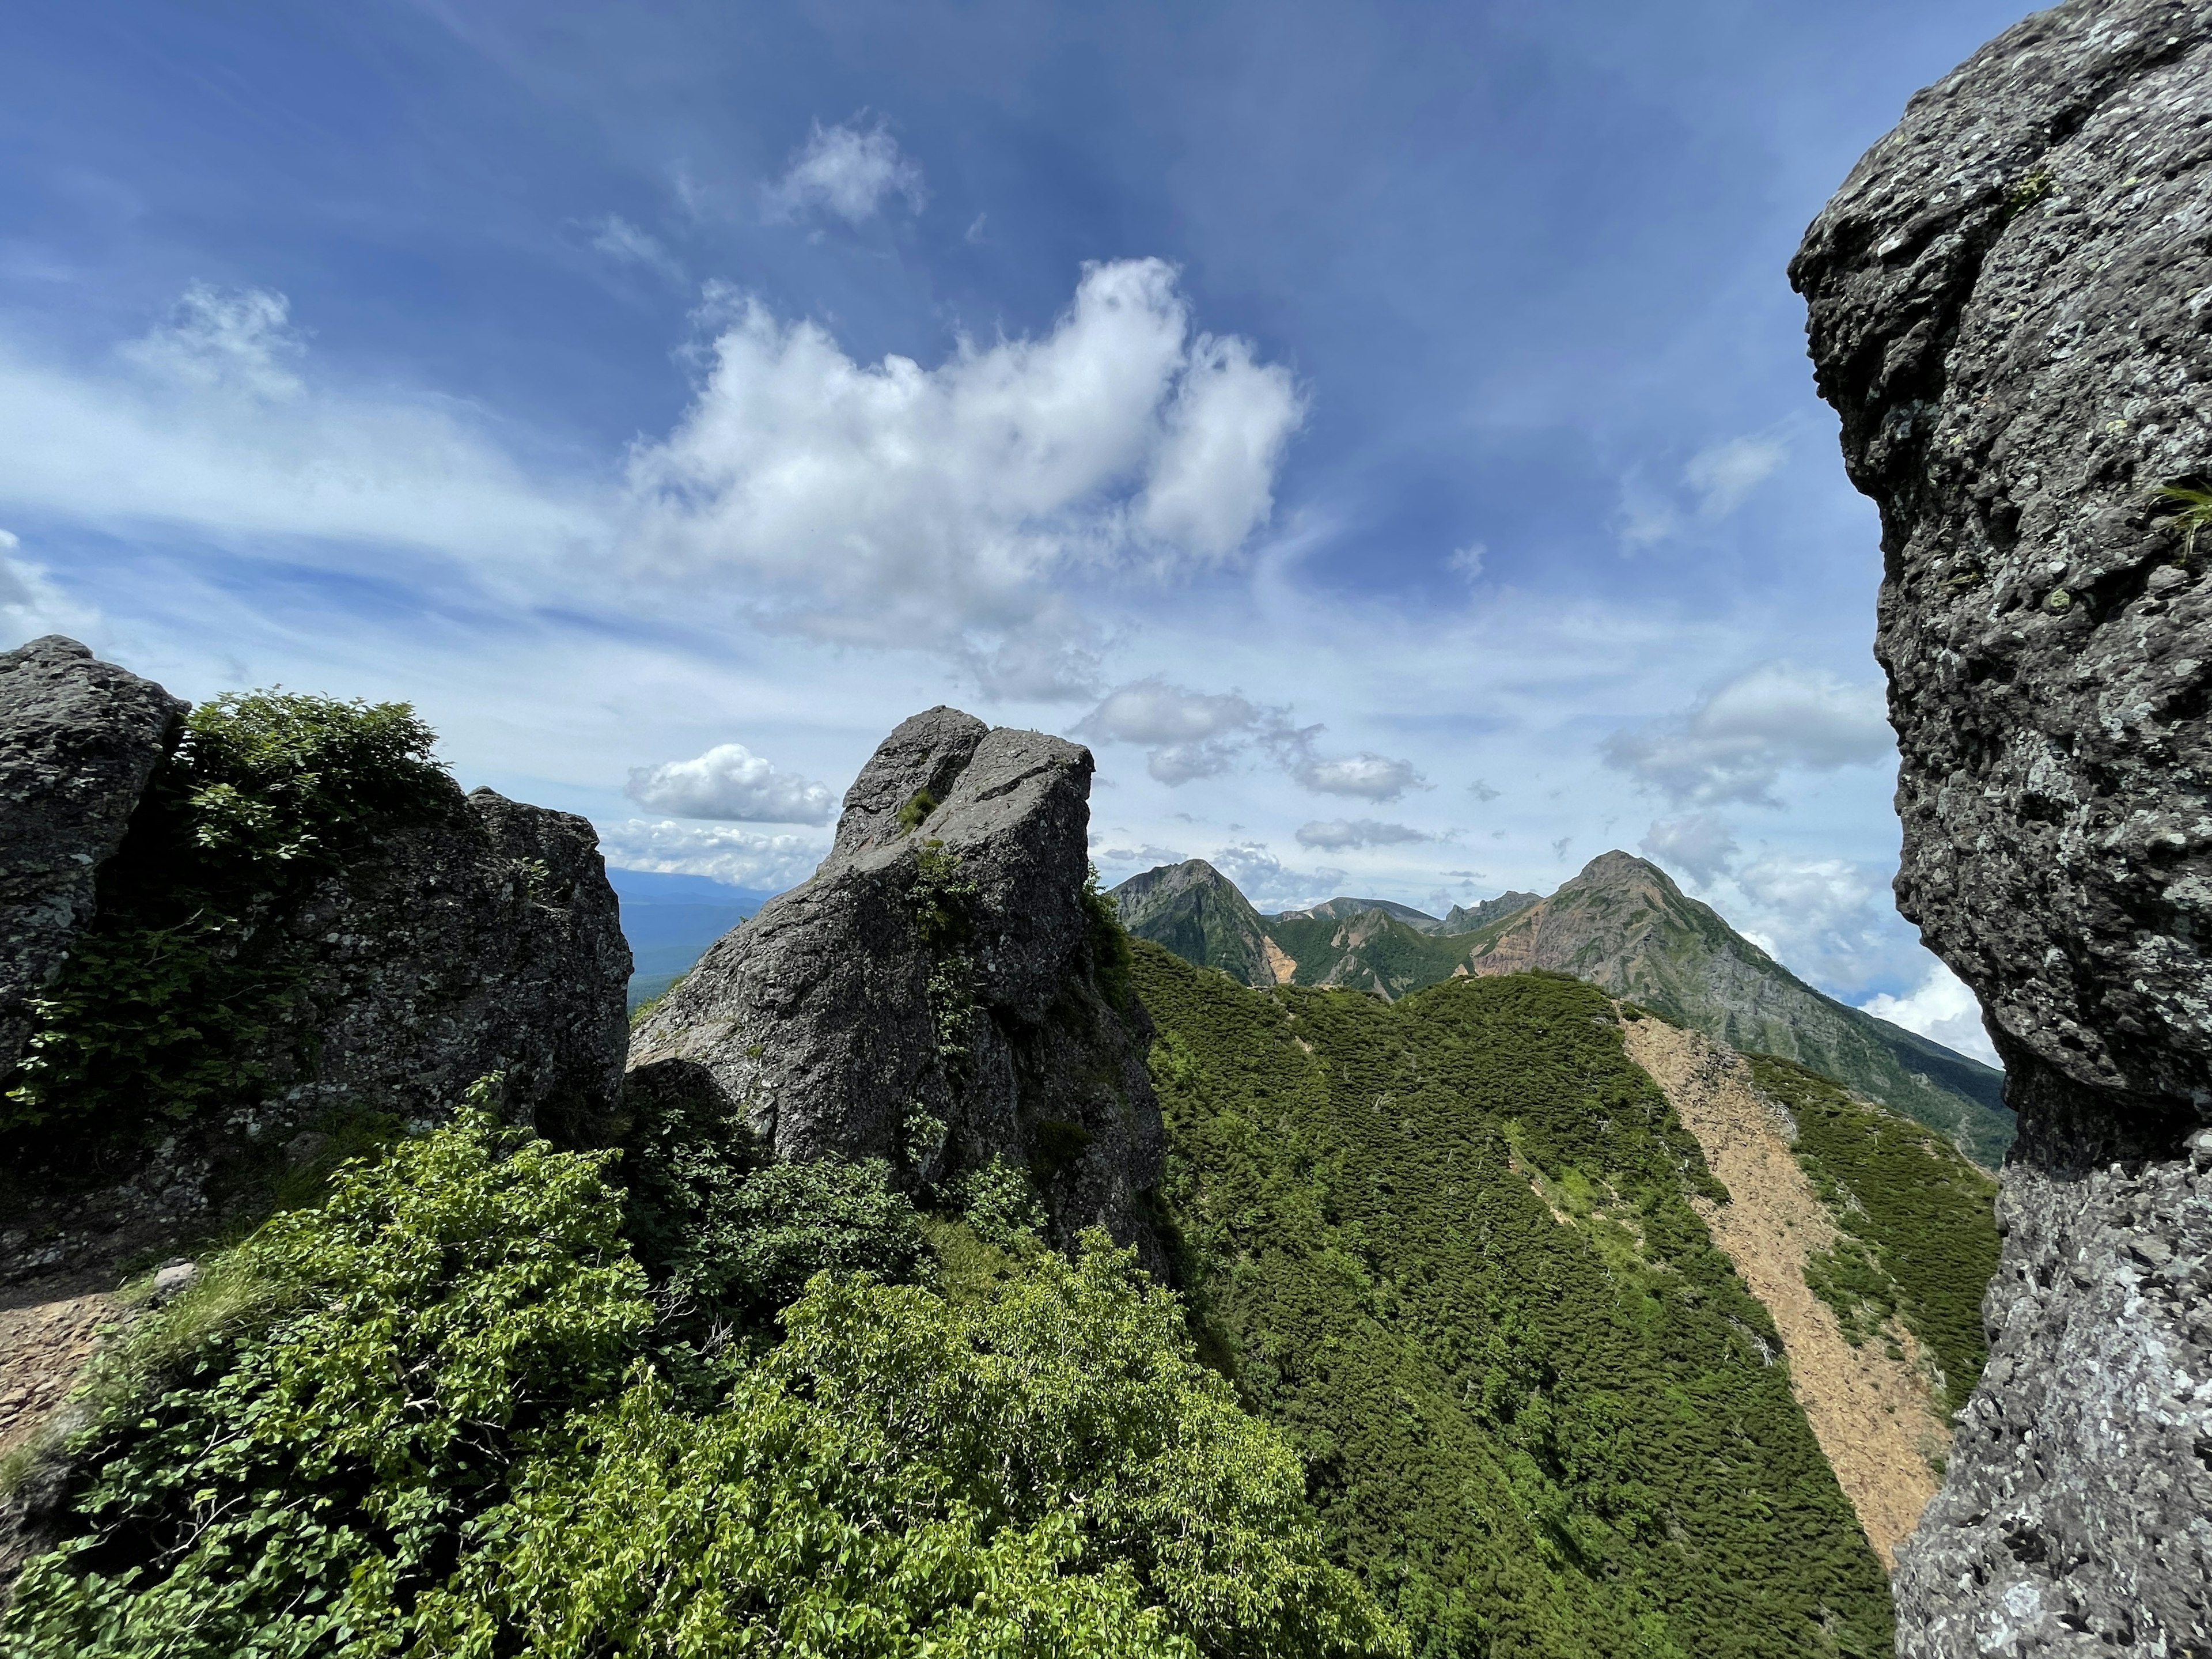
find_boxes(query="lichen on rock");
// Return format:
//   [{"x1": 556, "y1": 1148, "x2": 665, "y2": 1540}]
[
  {"x1": 628, "y1": 706, "x2": 1166, "y2": 1267},
  {"x1": 1793, "y1": 2, "x2": 2212, "y2": 1649}
]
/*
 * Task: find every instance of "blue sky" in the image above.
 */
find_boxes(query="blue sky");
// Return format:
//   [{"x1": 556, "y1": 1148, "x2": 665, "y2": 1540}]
[{"x1": 0, "y1": 0, "x2": 2028, "y2": 1062}]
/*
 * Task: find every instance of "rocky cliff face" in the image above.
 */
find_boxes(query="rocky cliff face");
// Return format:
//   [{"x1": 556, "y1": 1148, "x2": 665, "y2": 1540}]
[
  {"x1": 0, "y1": 638, "x2": 185, "y2": 1072},
  {"x1": 0, "y1": 642, "x2": 632, "y2": 1286},
  {"x1": 628, "y1": 707, "x2": 1165, "y2": 1264},
  {"x1": 1793, "y1": 2, "x2": 2212, "y2": 1649}
]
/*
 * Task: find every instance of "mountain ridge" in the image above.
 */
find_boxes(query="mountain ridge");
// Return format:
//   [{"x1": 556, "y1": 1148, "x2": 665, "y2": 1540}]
[{"x1": 1111, "y1": 849, "x2": 2014, "y2": 1163}]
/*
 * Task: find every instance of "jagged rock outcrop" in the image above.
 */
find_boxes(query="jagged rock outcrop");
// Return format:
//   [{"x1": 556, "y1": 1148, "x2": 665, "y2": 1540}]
[
  {"x1": 629, "y1": 707, "x2": 1165, "y2": 1264},
  {"x1": 0, "y1": 637, "x2": 185, "y2": 1071},
  {"x1": 0, "y1": 643, "x2": 632, "y2": 1285},
  {"x1": 1793, "y1": 3, "x2": 2212, "y2": 1649}
]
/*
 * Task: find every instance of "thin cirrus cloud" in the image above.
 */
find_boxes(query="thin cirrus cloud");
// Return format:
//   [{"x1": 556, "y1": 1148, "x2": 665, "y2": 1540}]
[
  {"x1": 1601, "y1": 660, "x2": 1891, "y2": 807},
  {"x1": 1075, "y1": 675, "x2": 1425, "y2": 801},
  {"x1": 0, "y1": 283, "x2": 596, "y2": 570},
  {"x1": 1294, "y1": 818, "x2": 1430, "y2": 851},
  {"x1": 1615, "y1": 430, "x2": 1790, "y2": 549},
  {"x1": 762, "y1": 119, "x2": 927, "y2": 224},
  {"x1": 625, "y1": 742, "x2": 839, "y2": 824},
  {"x1": 1638, "y1": 811, "x2": 1740, "y2": 885},
  {"x1": 586, "y1": 214, "x2": 686, "y2": 285},
  {"x1": 624, "y1": 259, "x2": 1306, "y2": 698}
]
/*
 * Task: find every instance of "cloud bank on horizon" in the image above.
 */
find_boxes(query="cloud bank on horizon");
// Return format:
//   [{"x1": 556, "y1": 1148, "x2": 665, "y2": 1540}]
[{"x1": 0, "y1": 0, "x2": 2031, "y2": 1065}]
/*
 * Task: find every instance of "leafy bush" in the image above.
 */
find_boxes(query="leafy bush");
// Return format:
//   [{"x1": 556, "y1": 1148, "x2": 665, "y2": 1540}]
[
  {"x1": 961, "y1": 1154, "x2": 1046, "y2": 1248},
  {"x1": 1083, "y1": 861, "x2": 1136, "y2": 1012},
  {"x1": 3, "y1": 1109, "x2": 650, "y2": 1659},
  {"x1": 4, "y1": 1112, "x2": 1403, "y2": 1659},
  {"x1": 4, "y1": 691, "x2": 451, "y2": 1136}
]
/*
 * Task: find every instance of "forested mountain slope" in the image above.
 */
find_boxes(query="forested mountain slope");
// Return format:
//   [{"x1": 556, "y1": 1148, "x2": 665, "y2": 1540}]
[
  {"x1": 1134, "y1": 940, "x2": 1899, "y2": 1658},
  {"x1": 1113, "y1": 852, "x2": 2014, "y2": 1164}
]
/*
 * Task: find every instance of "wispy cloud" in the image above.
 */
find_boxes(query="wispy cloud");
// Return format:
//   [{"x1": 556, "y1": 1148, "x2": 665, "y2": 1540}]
[
  {"x1": 763, "y1": 118, "x2": 927, "y2": 224},
  {"x1": 1077, "y1": 674, "x2": 1424, "y2": 800},
  {"x1": 1601, "y1": 660, "x2": 1890, "y2": 807},
  {"x1": 1685, "y1": 432, "x2": 1787, "y2": 520},
  {"x1": 626, "y1": 741, "x2": 838, "y2": 823},
  {"x1": 1294, "y1": 817, "x2": 1430, "y2": 850},
  {"x1": 586, "y1": 214, "x2": 686, "y2": 285}
]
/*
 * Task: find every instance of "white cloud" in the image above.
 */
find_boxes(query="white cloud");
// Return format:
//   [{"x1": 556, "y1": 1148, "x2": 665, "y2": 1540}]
[
  {"x1": 764, "y1": 119, "x2": 927, "y2": 224},
  {"x1": 623, "y1": 259, "x2": 1304, "y2": 695},
  {"x1": 1278, "y1": 734, "x2": 1426, "y2": 802},
  {"x1": 1447, "y1": 542, "x2": 1486, "y2": 580},
  {"x1": 625, "y1": 742, "x2": 838, "y2": 823},
  {"x1": 1209, "y1": 842, "x2": 1345, "y2": 910},
  {"x1": 588, "y1": 215, "x2": 685, "y2": 284},
  {"x1": 596, "y1": 817, "x2": 828, "y2": 890},
  {"x1": 1078, "y1": 677, "x2": 1267, "y2": 783},
  {"x1": 1093, "y1": 841, "x2": 1187, "y2": 869},
  {"x1": 1295, "y1": 818, "x2": 1430, "y2": 850},
  {"x1": 1862, "y1": 963, "x2": 1999, "y2": 1068},
  {"x1": 0, "y1": 532, "x2": 103, "y2": 652},
  {"x1": 1602, "y1": 660, "x2": 1891, "y2": 806},
  {"x1": 1685, "y1": 433, "x2": 1787, "y2": 520},
  {"x1": 1715, "y1": 852, "x2": 1921, "y2": 995},
  {"x1": 0, "y1": 285, "x2": 595, "y2": 567},
  {"x1": 1639, "y1": 812, "x2": 1739, "y2": 884},
  {"x1": 1467, "y1": 778, "x2": 1501, "y2": 802}
]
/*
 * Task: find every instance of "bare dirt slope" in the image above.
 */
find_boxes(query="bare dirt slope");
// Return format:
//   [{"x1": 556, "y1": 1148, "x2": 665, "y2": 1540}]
[{"x1": 1622, "y1": 1014, "x2": 1949, "y2": 1569}]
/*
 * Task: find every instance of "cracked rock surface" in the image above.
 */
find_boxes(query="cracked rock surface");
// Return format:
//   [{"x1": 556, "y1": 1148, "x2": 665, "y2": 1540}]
[
  {"x1": 629, "y1": 706, "x2": 1166, "y2": 1266},
  {"x1": 1793, "y1": 2, "x2": 2212, "y2": 1650}
]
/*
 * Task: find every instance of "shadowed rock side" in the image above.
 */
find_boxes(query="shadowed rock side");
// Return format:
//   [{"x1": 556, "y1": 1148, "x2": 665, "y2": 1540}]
[
  {"x1": 0, "y1": 637, "x2": 185, "y2": 1071},
  {"x1": 1793, "y1": 2, "x2": 2212, "y2": 1649},
  {"x1": 1108, "y1": 858, "x2": 1274, "y2": 987},
  {"x1": 628, "y1": 708, "x2": 1166, "y2": 1266}
]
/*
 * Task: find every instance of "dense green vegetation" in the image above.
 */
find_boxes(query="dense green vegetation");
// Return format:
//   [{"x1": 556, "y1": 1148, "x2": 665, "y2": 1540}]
[
  {"x1": 4, "y1": 1108, "x2": 1403, "y2": 1659},
  {"x1": 3, "y1": 692, "x2": 452, "y2": 1141},
  {"x1": 1133, "y1": 941, "x2": 1893, "y2": 1659},
  {"x1": 1744, "y1": 1055, "x2": 2001, "y2": 1415}
]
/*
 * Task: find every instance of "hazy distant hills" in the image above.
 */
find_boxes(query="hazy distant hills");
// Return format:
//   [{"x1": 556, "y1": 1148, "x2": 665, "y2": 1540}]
[
  {"x1": 608, "y1": 868, "x2": 775, "y2": 1007},
  {"x1": 1110, "y1": 851, "x2": 2015, "y2": 1164}
]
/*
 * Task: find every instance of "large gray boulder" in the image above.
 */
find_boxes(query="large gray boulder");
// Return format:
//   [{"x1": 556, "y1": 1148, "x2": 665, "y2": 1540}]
[
  {"x1": 629, "y1": 707, "x2": 1165, "y2": 1264},
  {"x1": 1793, "y1": 3, "x2": 2212, "y2": 1650},
  {"x1": 0, "y1": 637, "x2": 185, "y2": 1071}
]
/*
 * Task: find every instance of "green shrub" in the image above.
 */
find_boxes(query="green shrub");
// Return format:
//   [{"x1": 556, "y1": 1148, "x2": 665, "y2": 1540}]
[
  {"x1": 421, "y1": 1235, "x2": 1404, "y2": 1659},
  {"x1": 4, "y1": 1112, "x2": 1404, "y2": 1659},
  {"x1": 961, "y1": 1154, "x2": 1046, "y2": 1248},
  {"x1": 1084, "y1": 861, "x2": 1136, "y2": 1012},
  {"x1": 4, "y1": 691, "x2": 451, "y2": 1137}
]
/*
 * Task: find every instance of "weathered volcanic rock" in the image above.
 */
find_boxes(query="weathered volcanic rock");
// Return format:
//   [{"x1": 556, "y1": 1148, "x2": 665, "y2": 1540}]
[
  {"x1": 0, "y1": 637, "x2": 185, "y2": 1071},
  {"x1": 629, "y1": 707, "x2": 1165, "y2": 1265},
  {"x1": 1793, "y1": 3, "x2": 2212, "y2": 1649},
  {"x1": 0, "y1": 644, "x2": 632, "y2": 1286}
]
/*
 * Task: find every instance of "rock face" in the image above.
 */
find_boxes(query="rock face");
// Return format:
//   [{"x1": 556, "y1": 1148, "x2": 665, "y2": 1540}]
[
  {"x1": 630, "y1": 707, "x2": 1165, "y2": 1263},
  {"x1": 1793, "y1": 3, "x2": 2212, "y2": 1649},
  {"x1": 0, "y1": 637, "x2": 185, "y2": 1071},
  {"x1": 0, "y1": 642, "x2": 632, "y2": 1286}
]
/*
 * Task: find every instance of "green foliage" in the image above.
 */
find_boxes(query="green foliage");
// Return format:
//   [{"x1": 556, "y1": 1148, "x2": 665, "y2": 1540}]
[
  {"x1": 1084, "y1": 862, "x2": 1137, "y2": 1011},
  {"x1": 3, "y1": 1109, "x2": 651, "y2": 1659},
  {"x1": 1133, "y1": 942, "x2": 1895, "y2": 1659},
  {"x1": 2002, "y1": 166, "x2": 2053, "y2": 218},
  {"x1": 912, "y1": 839, "x2": 981, "y2": 1071},
  {"x1": 618, "y1": 1074, "x2": 926, "y2": 1335},
  {"x1": 896, "y1": 786, "x2": 941, "y2": 834},
  {"x1": 961, "y1": 1154, "x2": 1047, "y2": 1249},
  {"x1": 6, "y1": 1114, "x2": 1401, "y2": 1659},
  {"x1": 1743, "y1": 1055, "x2": 2000, "y2": 1414},
  {"x1": 2154, "y1": 482, "x2": 2212, "y2": 562},
  {"x1": 4, "y1": 691, "x2": 451, "y2": 1138}
]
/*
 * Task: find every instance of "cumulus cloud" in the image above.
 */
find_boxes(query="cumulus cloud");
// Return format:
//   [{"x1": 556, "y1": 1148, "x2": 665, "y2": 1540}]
[
  {"x1": 623, "y1": 260, "x2": 1304, "y2": 695},
  {"x1": 1639, "y1": 812, "x2": 1740, "y2": 885},
  {"x1": 625, "y1": 742, "x2": 838, "y2": 823},
  {"x1": 1078, "y1": 677, "x2": 1267, "y2": 783},
  {"x1": 1276, "y1": 730, "x2": 1427, "y2": 802},
  {"x1": 596, "y1": 818, "x2": 828, "y2": 891},
  {"x1": 1602, "y1": 660, "x2": 1891, "y2": 807},
  {"x1": 588, "y1": 215, "x2": 685, "y2": 284},
  {"x1": 1294, "y1": 818, "x2": 1430, "y2": 850},
  {"x1": 1710, "y1": 852, "x2": 1926, "y2": 997},
  {"x1": 1076, "y1": 676, "x2": 1424, "y2": 799},
  {"x1": 764, "y1": 119, "x2": 927, "y2": 224},
  {"x1": 1685, "y1": 433, "x2": 1787, "y2": 520},
  {"x1": 1861, "y1": 963, "x2": 2000, "y2": 1069}
]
